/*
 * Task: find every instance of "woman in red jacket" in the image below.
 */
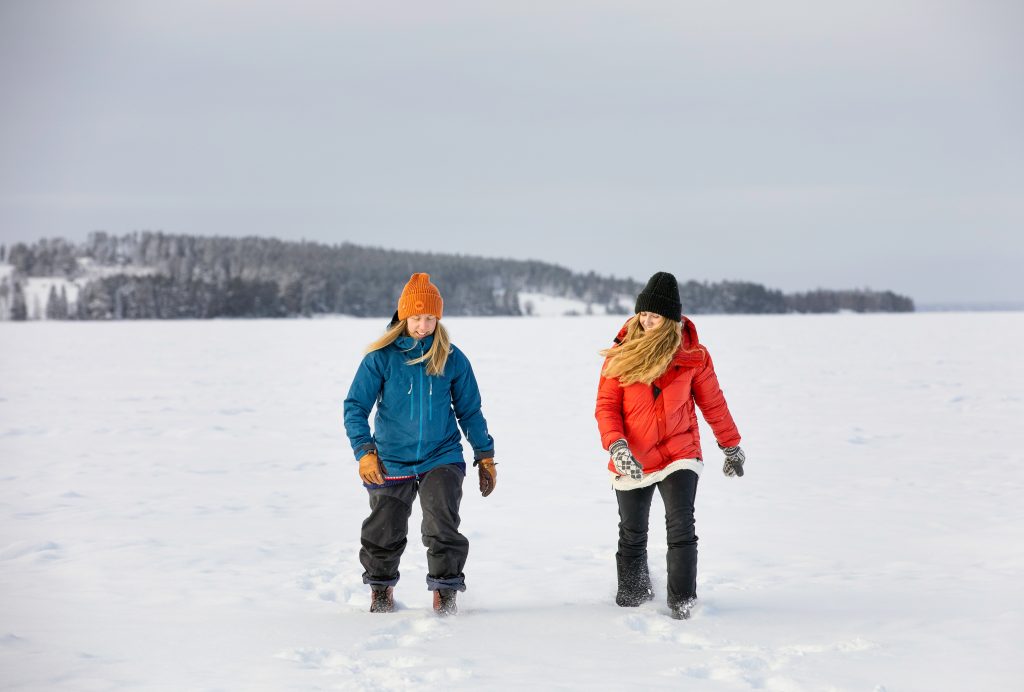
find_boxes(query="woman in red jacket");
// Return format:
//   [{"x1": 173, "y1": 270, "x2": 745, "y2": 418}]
[{"x1": 595, "y1": 271, "x2": 746, "y2": 619}]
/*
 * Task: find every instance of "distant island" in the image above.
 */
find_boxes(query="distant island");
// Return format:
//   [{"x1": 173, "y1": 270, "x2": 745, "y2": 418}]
[{"x1": 0, "y1": 232, "x2": 914, "y2": 320}]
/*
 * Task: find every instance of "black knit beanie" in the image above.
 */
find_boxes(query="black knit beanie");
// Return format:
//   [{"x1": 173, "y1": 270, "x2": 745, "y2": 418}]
[{"x1": 634, "y1": 271, "x2": 682, "y2": 320}]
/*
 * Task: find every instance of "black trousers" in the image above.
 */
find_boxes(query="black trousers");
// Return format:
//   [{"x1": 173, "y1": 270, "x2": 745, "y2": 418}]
[
  {"x1": 615, "y1": 469, "x2": 699, "y2": 604},
  {"x1": 359, "y1": 464, "x2": 468, "y2": 591}
]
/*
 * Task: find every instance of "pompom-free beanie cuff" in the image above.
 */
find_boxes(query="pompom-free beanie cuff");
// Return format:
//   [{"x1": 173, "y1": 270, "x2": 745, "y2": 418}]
[
  {"x1": 634, "y1": 293, "x2": 682, "y2": 320},
  {"x1": 634, "y1": 271, "x2": 682, "y2": 320}
]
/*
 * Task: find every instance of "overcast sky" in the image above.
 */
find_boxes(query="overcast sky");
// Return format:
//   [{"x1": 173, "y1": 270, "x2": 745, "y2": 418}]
[{"x1": 1, "y1": 0, "x2": 1021, "y2": 304}]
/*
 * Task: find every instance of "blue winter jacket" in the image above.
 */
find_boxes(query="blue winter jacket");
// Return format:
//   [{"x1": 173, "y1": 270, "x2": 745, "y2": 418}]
[{"x1": 343, "y1": 334, "x2": 494, "y2": 484}]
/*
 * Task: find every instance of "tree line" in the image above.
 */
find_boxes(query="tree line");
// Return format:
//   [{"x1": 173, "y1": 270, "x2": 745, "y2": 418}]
[{"x1": 0, "y1": 233, "x2": 914, "y2": 320}]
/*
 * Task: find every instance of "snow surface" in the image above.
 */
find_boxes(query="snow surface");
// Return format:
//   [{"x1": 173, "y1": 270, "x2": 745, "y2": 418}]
[
  {"x1": 518, "y1": 291, "x2": 623, "y2": 317},
  {"x1": 1, "y1": 313, "x2": 1022, "y2": 691}
]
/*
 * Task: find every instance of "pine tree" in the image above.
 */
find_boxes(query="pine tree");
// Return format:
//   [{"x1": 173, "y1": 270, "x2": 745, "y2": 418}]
[
  {"x1": 11, "y1": 282, "x2": 27, "y2": 320},
  {"x1": 46, "y1": 286, "x2": 59, "y2": 319},
  {"x1": 59, "y1": 286, "x2": 70, "y2": 319}
]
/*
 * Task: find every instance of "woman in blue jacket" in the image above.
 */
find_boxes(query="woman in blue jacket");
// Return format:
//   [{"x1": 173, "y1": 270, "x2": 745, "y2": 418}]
[{"x1": 344, "y1": 273, "x2": 496, "y2": 616}]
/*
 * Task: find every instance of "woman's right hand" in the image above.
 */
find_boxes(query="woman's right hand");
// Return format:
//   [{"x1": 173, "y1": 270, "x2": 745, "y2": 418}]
[
  {"x1": 609, "y1": 439, "x2": 644, "y2": 481},
  {"x1": 358, "y1": 452, "x2": 386, "y2": 485}
]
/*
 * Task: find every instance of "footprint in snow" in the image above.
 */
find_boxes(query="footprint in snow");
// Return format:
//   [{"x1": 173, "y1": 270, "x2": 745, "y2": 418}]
[
  {"x1": 278, "y1": 646, "x2": 469, "y2": 690},
  {"x1": 276, "y1": 647, "x2": 358, "y2": 673},
  {"x1": 0, "y1": 541, "x2": 62, "y2": 562},
  {"x1": 622, "y1": 611, "x2": 715, "y2": 647},
  {"x1": 294, "y1": 561, "x2": 363, "y2": 606},
  {"x1": 662, "y1": 637, "x2": 879, "y2": 690},
  {"x1": 362, "y1": 616, "x2": 448, "y2": 651}
]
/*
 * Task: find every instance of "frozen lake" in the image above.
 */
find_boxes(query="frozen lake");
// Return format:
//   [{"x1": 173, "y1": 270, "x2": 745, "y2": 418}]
[{"x1": 1, "y1": 313, "x2": 1022, "y2": 690}]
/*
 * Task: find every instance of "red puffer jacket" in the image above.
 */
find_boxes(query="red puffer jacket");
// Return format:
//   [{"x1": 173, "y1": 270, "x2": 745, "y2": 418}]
[{"x1": 595, "y1": 317, "x2": 741, "y2": 474}]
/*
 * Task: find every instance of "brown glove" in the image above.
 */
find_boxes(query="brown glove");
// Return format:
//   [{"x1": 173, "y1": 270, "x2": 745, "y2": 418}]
[
  {"x1": 358, "y1": 452, "x2": 386, "y2": 485},
  {"x1": 475, "y1": 458, "x2": 497, "y2": 497}
]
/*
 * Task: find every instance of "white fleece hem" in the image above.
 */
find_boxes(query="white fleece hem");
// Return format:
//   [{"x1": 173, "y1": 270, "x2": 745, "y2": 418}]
[{"x1": 610, "y1": 458, "x2": 704, "y2": 491}]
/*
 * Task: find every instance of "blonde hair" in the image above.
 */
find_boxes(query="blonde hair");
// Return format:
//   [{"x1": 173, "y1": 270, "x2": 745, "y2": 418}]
[
  {"x1": 366, "y1": 319, "x2": 452, "y2": 376},
  {"x1": 599, "y1": 315, "x2": 682, "y2": 386}
]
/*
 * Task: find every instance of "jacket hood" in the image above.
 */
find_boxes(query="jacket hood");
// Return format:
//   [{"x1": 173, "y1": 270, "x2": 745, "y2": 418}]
[{"x1": 613, "y1": 316, "x2": 705, "y2": 367}]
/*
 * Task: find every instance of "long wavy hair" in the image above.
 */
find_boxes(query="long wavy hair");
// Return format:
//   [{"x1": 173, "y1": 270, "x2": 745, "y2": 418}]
[
  {"x1": 599, "y1": 315, "x2": 682, "y2": 386},
  {"x1": 366, "y1": 319, "x2": 452, "y2": 376}
]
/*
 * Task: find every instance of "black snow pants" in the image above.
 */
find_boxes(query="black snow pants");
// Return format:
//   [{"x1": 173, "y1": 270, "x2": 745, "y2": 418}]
[
  {"x1": 359, "y1": 464, "x2": 469, "y2": 592},
  {"x1": 615, "y1": 469, "x2": 699, "y2": 605}
]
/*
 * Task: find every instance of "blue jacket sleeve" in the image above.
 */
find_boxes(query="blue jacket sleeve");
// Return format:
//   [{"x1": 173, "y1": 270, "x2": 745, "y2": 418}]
[
  {"x1": 343, "y1": 351, "x2": 384, "y2": 460},
  {"x1": 450, "y1": 348, "x2": 495, "y2": 460}
]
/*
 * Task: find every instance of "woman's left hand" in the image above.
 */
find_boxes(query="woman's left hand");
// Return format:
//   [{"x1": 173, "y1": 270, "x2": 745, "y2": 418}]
[
  {"x1": 476, "y1": 458, "x2": 497, "y2": 497},
  {"x1": 722, "y1": 446, "x2": 745, "y2": 477}
]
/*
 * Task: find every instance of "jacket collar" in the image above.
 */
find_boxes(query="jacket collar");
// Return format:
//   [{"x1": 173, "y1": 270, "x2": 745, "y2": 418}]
[{"x1": 395, "y1": 333, "x2": 435, "y2": 351}]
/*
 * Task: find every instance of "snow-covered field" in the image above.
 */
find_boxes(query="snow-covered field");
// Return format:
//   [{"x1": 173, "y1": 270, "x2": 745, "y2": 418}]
[
  {"x1": 517, "y1": 291, "x2": 626, "y2": 317},
  {"x1": 1, "y1": 313, "x2": 1021, "y2": 691}
]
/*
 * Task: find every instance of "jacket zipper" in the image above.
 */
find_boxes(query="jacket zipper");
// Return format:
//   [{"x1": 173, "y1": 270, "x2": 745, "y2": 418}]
[{"x1": 416, "y1": 343, "x2": 425, "y2": 459}]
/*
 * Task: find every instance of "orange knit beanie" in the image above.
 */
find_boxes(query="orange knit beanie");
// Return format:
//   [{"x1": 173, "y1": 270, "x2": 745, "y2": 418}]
[{"x1": 397, "y1": 273, "x2": 444, "y2": 320}]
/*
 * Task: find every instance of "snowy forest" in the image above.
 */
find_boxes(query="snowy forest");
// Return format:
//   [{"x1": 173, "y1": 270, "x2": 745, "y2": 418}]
[{"x1": 0, "y1": 233, "x2": 914, "y2": 320}]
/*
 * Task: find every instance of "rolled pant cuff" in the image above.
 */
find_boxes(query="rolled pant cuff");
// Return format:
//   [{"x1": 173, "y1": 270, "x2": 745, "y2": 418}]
[
  {"x1": 426, "y1": 575, "x2": 466, "y2": 592},
  {"x1": 362, "y1": 572, "x2": 400, "y2": 587}
]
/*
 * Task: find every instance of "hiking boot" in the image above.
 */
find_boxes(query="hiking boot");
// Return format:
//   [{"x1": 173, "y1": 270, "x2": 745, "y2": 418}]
[
  {"x1": 370, "y1": 585, "x2": 394, "y2": 613},
  {"x1": 433, "y1": 588, "x2": 457, "y2": 617},
  {"x1": 669, "y1": 597, "x2": 697, "y2": 620}
]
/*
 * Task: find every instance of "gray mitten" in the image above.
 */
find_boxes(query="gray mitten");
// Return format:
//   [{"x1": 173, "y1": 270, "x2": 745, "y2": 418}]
[
  {"x1": 722, "y1": 445, "x2": 745, "y2": 477},
  {"x1": 609, "y1": 439, "x2": 644, "y2": 481}
]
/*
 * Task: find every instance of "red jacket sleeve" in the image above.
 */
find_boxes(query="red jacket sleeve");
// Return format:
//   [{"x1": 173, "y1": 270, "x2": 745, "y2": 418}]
[
  {"x1": 595, "y1": 359, "x2": 626, "y2": 451},
  {"x1": 691, "y1": 348, "x2": 741, "y2": 448}
]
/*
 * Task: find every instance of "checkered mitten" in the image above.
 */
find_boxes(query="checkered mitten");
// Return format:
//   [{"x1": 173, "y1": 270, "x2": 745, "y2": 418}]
[
  {"x1": 721, "y1": 445, "x2": 745, "y2": 477},
  {"x1": 609, "y1": 439, "x2": 644, "y2": 481}
]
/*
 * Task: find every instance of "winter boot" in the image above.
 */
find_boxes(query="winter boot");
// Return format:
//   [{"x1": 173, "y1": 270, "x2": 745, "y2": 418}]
[
  {"x1": 615, "y1": 554, "x2": 654, "y2": 607},
  {"x1": 669, "y1": 597, "x2": 697, "y2": 620},
  {"x1": 433, "y1": 588, "x2": 458, "y2": 617},
  {"x1": 369, "y1": 585, "x2": 394, "y2": 613}
]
